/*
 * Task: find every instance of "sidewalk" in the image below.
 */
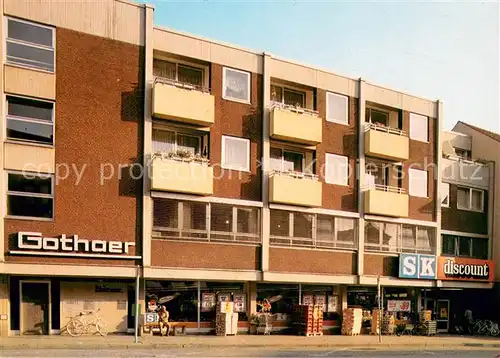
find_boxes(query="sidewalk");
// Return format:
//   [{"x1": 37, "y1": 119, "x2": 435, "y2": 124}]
[{"x1": 2, "y1": 334, "x2": 500, "y2": 350}]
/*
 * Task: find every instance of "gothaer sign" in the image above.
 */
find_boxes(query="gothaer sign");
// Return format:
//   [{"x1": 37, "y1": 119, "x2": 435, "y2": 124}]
[
  {"x1": 437, "y1": 256, "x2": 494, "y2": 282},
  {"x1": 10, "y1": 232, "x2": 141, "y2": 259}
]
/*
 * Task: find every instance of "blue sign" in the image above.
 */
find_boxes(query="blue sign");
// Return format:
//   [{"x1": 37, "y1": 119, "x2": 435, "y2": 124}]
[{"x1": 399, "y1": 254, "x2": 437, "y2": 279}]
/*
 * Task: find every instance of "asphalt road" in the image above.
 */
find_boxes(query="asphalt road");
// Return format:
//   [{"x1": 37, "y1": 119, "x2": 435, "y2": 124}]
[{"x1": 2, "y1": 348, "x2": 500, "y2": 357}]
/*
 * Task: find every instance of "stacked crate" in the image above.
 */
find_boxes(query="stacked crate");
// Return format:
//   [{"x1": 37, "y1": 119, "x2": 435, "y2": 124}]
[
  {"x1": 382, "y1": 314, "x2": 396, "y2": 335},
  {"x1": 215, "y1": 301, "x2": 238, "y2": 336},
  {"x1": 293, "y1": 304, "x2": 323, "y2": 336},
  {"x1": 341, "y1": 308, "x2": 362, "y2": 335},
  {"x1": 370, "y1": 309, "x2": 382, "y2": 335}
]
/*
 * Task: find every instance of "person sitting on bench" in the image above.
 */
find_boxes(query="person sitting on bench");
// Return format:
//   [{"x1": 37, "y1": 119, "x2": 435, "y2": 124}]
[{"x1": 158, "y1": 305, "x2": 171, "y2": 336}]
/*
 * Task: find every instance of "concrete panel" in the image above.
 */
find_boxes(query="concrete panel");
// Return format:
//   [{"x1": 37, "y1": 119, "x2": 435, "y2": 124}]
[
  {"x1": 151, "y1": 158, "x2": 213, "y2": 195},
  {"x1": 4, "y1": 142, "x2": 55, "y2": 173},
  {"x1": 270, "y1": 107, "x2": 322, "y2": 145},
  {"x1": 4, "y1": 65, "x2": 55, "y2": 100},
  {"x1": 269, "y1": 174, "x2": 322, "y2": 207},
  {"x1": 364, "y1": 128, "x2": 409, "y2": 161},
  {"x1": 364, "y1": 189, "x2": 409, "y2": 217},
  {"x1": 4, "y1": 0, "x2": 144, "y2": 46},
  {"x1": 442, "y1": 158, "x2": 489, "y2": 189}
]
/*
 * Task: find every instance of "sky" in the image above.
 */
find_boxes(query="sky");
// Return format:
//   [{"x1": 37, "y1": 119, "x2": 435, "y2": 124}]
[{"x1": 146, "y1": 0, "x2": 499, "y2": 133}]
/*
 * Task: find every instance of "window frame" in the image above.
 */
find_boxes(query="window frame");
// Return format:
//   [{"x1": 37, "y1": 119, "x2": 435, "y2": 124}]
[
  {"x1": 441, "y1": 234, "x2": 489, "y2": 260},
  {"x1": 5, "y1": 94, "x2": 55, "y2": 147},
  {"x1": 271, "y1": 84, "x2": 306, "y2": 108},
  {"x1": 366, "y1": 108, "x2": 389, "y2": 127},
  {"x1": 222, "y1": 67, "x2": 251, "y2": 104},
  {"x1": 6, "y1": 170, "x2": 54, "y2": 220},
  {"x1": 441, "y1": 182, "x2": 450, "y2": 207},
  {"x1": 409, "y1": 112, "x2": 429, "y2": 142},
  {"x1": 408, "y1": 168, "x2": 428, "y2": 198},
  {"x1": 152, "y1": 127, "x2": 205, "y2": 157},
  {"x1": 457, "y1": 186, "x2": 484, "y2": 212},
  {"x1": 221, "y1": 135, "x2": 251, "y2": 172},
  {"x1": 325, "y1": 153, "x2": 349, "y2": 186},
  {"x1": 270, "y1": 147, "x2": 305, "y2": 173},
  {"x1": 152, "y1": 199, "x2": 261, "y2": 244},
  {"x1": 269, "y1": 209, "x2": 357, "y2": 250},
  {"x1": 5, "y1": 17, "x2": 56, "y2": 73},
  {"x1": 153, "y1": 57, "x2": 207, "y2": 89},
  {"x1": 325, "y1": 91, "x2": 349, "y2": 125}
]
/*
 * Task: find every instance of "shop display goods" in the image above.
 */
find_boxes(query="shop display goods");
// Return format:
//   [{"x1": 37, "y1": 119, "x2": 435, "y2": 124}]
[
  {"x1": 341, "y1": 308, "x2": 362, "y2": 336},
  {"x1": 215, "y1": 301, "x2": 238, "y2": 336},
  {"x1": 382, "y1": 314, "x2": 396, "y2": 335},
  {"x1": 293, "y1": 304, "x2": 323, "y2": 336}
]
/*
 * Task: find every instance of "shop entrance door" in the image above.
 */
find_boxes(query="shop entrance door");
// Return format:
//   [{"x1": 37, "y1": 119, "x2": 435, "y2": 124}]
[
  {"x1": 20, "y1": 281, "x2": 50, "y2": 335},
  {"x1": 436, "y1": 299, "x2": 450, "y2": 333}
]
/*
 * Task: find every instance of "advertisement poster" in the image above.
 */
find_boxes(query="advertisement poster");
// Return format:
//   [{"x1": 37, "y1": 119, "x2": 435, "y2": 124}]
[
  {"x1": 218, "y1": 293, "x2": 231, "y2": 302},
  {"x1": 387, "y1": 300, "x2": 411, "y2": 312},
  {"x1": 327, "y1": 295, "x2": 338, "y2": 313},
  {"x1": 233, "y1": 293, "x2": 246, "y2": 313},
  {"x1": 302, "y1": 295, "x2": 313, "y2": 305},
  {"x1": 201, "y1": 293, "x2": 216, "y2": 312},
  {"x1": 314, "y1": 295, "x2": 326, "y2": 313}
]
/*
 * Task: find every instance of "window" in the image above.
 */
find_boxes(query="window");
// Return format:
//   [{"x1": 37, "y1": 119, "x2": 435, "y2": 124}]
[
  {"x1": 6, "y1": 96, "x2": 54, "y2": 145},
  {"x1": 153, "y1": 198, "x2": 260, "y2": 243},
  {"x1": 223, "y1": 67, "x2": 250, "y2": 103},
  {"x1": 7, "y1": 172, "x2": 53, "y2": 219},
  {"x1": 270, "y1": 147, "x2": 304, "y2": 173},
  {"x1": 271, "y1": 85, "x2": 306, "y2": 107},
  {"x1": 153, "y1": 129, "x2": 206, "y2": 157},
  {"x1": 441, "y1": 182, "x2": 450, "y2": 207},
  {"x1": 409, "y1": 168, "x2": 428, "y2": 198},
  {"x1": 270, "y1": 210, "x2": 356, "y2": 250},
  {"x1": 441, "y1": 235, "x2": 488, "y2": 259},
  {"x1": 365, "y1": 220, "x2": 435, "y2": 254},
  {"x1": 456, "y1": 187, "x2": 484, "y2": 212},
  {"x1": 153, "y1": 59, "x2": 204, "y2": 87},
  {"x1": 325, "y1": 154, "x2": 349, "y2": 186},
  {"x1": 366, "y1": 108, "x2": 389, "y2": 126},
  {"x1": 222, "y1": 136, "x2": 250, "y2": 171},
  {"x1": 454, "y1": 148, "x2": 472, "y2": 160},
  {"x1": 409, "y1": 113, "x2": 428, "y2": 142},
  {"x1": 6, "y1": 18, "x2": 55, "y2": 72},
  {"x1": 326, "y1": 92, "x2": 348, "y2": 124}
]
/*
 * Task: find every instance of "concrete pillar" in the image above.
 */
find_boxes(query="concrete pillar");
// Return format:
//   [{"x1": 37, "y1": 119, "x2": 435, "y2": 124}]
[
  {"x1": 357, "y1": 79, "x2": 366, "y2": 279},
  {"x1": 141, "y1": 4, "x2": 155, "y2": 268},
  {"x1": 488, "y1": 161, "x2": 495, "y2": 261},
  {"x1": 435, "y1": 100, "x2": 443, "y2": 260},
  {"x1": 0, "y1": 276, "x2": 8, "y2": 336},
  {"x1": 247, "y1": 282, "x2": 257, "y2": 316},
  {"x1": 261, "y1": 53, "x2": 272, "y2": 274}
]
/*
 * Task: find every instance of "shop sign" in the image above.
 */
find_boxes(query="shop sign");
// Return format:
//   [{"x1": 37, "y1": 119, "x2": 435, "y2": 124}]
[
  {"x1": 387, "y1": 300, "x2": 411, "y2": 312},
  {"x1": 327, "y1": 295, "x2": 338, "y2": 313},
  {"x1": 144, "y1": 312, "x2": 158, "y2": 324},
  {"x1": 11, "y1": 232, "x2": 140, "y2": 259},
  {"x1": 302, "y1": 295, "x2": 313, "y2": 305},
  {"x1": 314, "y1": 295, "x2": 326, "y2": 313},
  {"x1": 398, "y1": 254, "x2": 437, "y2": 279},
  {"x1": 437, "y1": 256, "x2": 494, "y2": 282}
]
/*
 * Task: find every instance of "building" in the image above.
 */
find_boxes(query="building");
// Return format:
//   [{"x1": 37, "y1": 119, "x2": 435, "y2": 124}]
[{"x1": 0, "y1": 0, "x2": 496, "y2": 337}]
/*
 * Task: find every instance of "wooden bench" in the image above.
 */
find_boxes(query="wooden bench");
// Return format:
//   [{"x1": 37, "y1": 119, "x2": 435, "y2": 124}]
[{"x1": 142, "y1": 322, "x2": 187, "y2": 336}]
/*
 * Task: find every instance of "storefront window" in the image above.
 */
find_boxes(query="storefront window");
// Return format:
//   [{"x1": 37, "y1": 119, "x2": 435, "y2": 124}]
[
  {"x1": 200, "y1": 282, "x2": 246, "y2": 322},
  {"x1": 256, "y1": 283, "x2": 298, "y2": 317},
  {"x1": 146, "y1": 281, "x2": 198, "y2": 322},
  {"x1": 301, "y1": 285, "x2": 339, "y2": 320}
]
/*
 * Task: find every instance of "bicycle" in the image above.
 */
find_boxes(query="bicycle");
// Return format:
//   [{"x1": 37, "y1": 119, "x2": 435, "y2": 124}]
[
  {"x1": 471, "y1": 319, "x2": 500, "y2": 336},
  {"x1": 66, "y1": 308, "x2": 108, "y2": 337}
]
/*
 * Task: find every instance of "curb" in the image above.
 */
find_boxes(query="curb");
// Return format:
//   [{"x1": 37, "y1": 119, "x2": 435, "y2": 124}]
[{"x1": 2, "y1": 342, "x2": 500, "y2": 350}]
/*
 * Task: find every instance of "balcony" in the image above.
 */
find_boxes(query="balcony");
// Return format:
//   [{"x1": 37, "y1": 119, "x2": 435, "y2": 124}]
[
  {"x1": 364, "y1": 185, "x2": 409, "y2": 217},
  {"x1": 364, "y1": 123, "x2": 409, "y2": 161},
  {"x1": 152, "y1": 79, "x2": 214, "y2": 126},
  {"x1": 269, "y1": 171, "x2": 322, "y2": 207},
  {"x1": 270, "y1": 104, "x2": 322, "y2": 145},
  {"x1": 151, "y1": 153, "x2": 213, "y2": 195}
]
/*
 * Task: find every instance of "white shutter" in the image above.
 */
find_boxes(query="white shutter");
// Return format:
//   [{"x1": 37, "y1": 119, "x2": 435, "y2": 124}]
[
  {"x1": 325, "y1": 153, "x2": 348, "y2": 185},
  {"x1": 326, "y1": 92, "x2": 348, "y2": 124},
  {"x1": 222, "y1": 136, "x2": 250, "y2": 171},
  {"x1": 409, "y1": 168, "x2": 428, "y2": 198},
  {"x1": 409, "y1": 113, "x2": 428, "y2": 142},
  {"x1": 441, "y1": 182, "x2": 450, "y2": 206}
]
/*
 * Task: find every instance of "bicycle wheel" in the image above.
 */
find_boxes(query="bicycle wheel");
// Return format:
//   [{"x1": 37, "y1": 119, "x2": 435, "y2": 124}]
[
  {"x1": 67, "y1": 319, "x2": 85, "y2": 337},
  {"x1": 96, "y1": 321, "x2": 108, "y2": 336}
]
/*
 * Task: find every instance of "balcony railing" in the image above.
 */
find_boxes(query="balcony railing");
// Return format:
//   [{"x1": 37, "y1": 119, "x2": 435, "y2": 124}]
[
  {"x1": 271, "y1": 102, "x2": 319, "y2": 116},
  {"x1": 154, "y1": 76, "x2": 210, "y2": 93},
  {"x1": 363, "y1": 184, "x2": 406, "y2": 194},
  {"x1": 365, "y1": 122, "x2": 405, "y2": 136},
  {"x1": 269, "y1": 169, "x2": 319, "y2": 181},
  {"x1": 152, "y1": 227, "x2": 261, "y2": 245}
]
